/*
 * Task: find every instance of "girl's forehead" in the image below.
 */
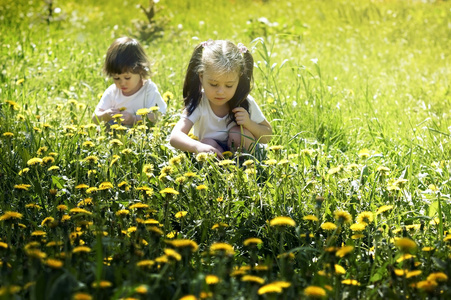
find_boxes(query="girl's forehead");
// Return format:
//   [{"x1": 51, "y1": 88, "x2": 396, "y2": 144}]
[
  {"x1": 113, "y1": 72, "x2": 134, "y2": 77},
  {"x1": 203, "y1": 69, "x2": 239, "y2": 82}
]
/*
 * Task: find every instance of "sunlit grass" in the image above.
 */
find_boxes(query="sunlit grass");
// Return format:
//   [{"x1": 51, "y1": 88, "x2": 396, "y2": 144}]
[{"x1": 1, "y1": 0, "x2": 450, "y2": 299}]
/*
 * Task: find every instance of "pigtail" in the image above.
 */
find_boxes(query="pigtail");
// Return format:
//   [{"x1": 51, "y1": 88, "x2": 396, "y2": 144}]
[
  {"x1": 183, "y1": 44, "x2": 204, "y2": 116},
  {"x1": 227, "y1": 50, "x2": 254, "y2": 124}
]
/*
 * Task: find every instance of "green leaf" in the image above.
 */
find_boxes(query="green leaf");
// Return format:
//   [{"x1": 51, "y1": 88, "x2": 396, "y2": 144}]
[
  {"x1": 52, "y1": 176, "x2": 65, "y2": 189},
  {"x1": 428, "y1": 200, "x2": 439, "y2": 217}
]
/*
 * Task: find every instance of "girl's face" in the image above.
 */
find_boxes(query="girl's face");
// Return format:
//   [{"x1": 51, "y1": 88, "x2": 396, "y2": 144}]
[
  {"x1": 112, "y1": 72, "x2": 143, "y2": 96},
  {"x1": 199, "y1": 68, "x2": 239, "y2": 108}
]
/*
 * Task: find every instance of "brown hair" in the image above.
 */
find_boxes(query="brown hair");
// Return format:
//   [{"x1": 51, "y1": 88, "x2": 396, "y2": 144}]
[{"x1": 104, "y1": 37, "x2": 150, "y2": 78}]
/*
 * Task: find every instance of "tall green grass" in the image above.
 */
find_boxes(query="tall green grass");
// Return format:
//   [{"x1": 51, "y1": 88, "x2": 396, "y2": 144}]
[{"x1": 1, "y1": 0, "x2": 450, "y2": 299}]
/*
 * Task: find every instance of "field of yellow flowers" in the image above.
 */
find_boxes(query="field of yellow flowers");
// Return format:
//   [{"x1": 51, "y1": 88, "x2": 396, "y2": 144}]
[{"x1": 1, "y1": 0, "x2": 451, "y2": 299}]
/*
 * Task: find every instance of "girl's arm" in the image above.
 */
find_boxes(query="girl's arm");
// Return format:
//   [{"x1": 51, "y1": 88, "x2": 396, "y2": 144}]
[
  {"x1": 232, "y1": 107, "x2": 273, "y2": 143},
  {"x1": 170, "y1": 118, "x2": 223, "y2": 156}
]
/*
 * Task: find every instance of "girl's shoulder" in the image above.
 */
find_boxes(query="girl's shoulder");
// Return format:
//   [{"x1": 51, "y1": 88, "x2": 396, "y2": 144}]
[{"x1": 144, "y1": 78, "x2": 155, "y2": 88}]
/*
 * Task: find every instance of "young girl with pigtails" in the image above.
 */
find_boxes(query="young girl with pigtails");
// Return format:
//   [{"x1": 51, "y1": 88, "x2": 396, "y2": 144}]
[{"x1": 169, "y1": 40, "x2": 272, "y2": 158}]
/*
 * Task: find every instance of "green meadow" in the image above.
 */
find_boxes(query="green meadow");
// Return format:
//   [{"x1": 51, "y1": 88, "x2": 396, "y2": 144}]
[{"x1": 1, "y1": 0, "x2": 450, "y2": 299}]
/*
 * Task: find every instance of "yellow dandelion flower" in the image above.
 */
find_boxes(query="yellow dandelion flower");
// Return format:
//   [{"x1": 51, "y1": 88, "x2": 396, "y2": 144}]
[
  {"x1": 83, "y1": 156, "x2": 98, "y2": 164},
  {"x1": 179, "y1": 295, "x2": 197, "y2": 300},
  {"x1": 167, "y1": 239, "x2": 199, "y2": 252},
  {"x1": 394, "y1": 237, "x2": 417, "y2": 253},
  {"x1": 86, "y1": 187, "x2": 97, "y2": 193},
  {"x1": 422, "y1": 246, "x2": 435, "y2": 252},
  {"x1": 175, "y1": 211, "x2": 188, "y2": 218},
  {"x1": 376, "y1": 166, "x2": 390, "y2": 175},
  {"x1": 25, "y1": 203, "x2": 42, "y2": 210},
  {"x1": 334, "y1": 264, "x2": 346, "y2": 275},
  {"x1": 2, "y1": 132, "x2": 14, "y2": 138},
  {"x1": 334, "y1": 210, "x2": 352, "y2": 224},
  {"x1": 160, "y1": 187, "x2": 179, "y2": 195},
  {"x1": 269, "y1": 216, "x2": 296, "y2": 227},
  {"x1": 406, "y1": 270, "x2": 422, "y2": 278},
  {"x1": 254, "y1": 265, "x2": 269, "y2": 272},
  {"x1": 245, "y1": 168, "x2": 257, "y2": 175},
  {"x1": 376, "y1": 205, "x2": 393, "y2": 215},
  {"x1": 347, "y1": 163, "x2": 360, "y2": 170},
  {"x1": 69, "y1": 207, "x2": 92, "y2": 215},
  {"x1": 164, "y1": 248, "x2": 182, "y2": 261},
  {"x1": 110, "y1": 139, "x2": 123, "y2": 147},
  {"x1": 91, "y1": 280, "x2": 112, "y2": 288},
  {"x1": 0, "y1": 242, "x2": 9, "y2": 249},
  {"x1": 393, "y1": 178, "x2": 408, "y2": 188},
  {"x1": 0, "y1": 211, "x2": 23, "y2": 221},
  {"x1": 218, "y1": 159, "x2": 235, "y2": 167},
  {"x1": 341, "y1": 279, "x2": 360, "y2": 286},
  {"x1": 183, "y1": 172, "x2": 197, "y2": 178},
  {"x1": 427, "y1": 272, "x2": 448, "y2": 282},
  {"x1": 121, "y1": 148, "x2": 133, "y2": 155},
  {"x1": 356, "y1": 211, "x2": 374, "y2": 224},
  {"x1": 162, "y1": 91, "x2": 174, "y2": 102},
  {"x1": 75, "y1": 184, "x2": 89, "y2": 189},
  {"x1": 72, "y1": 292, "x2": 92, "y2": 300},
  {"x1": 136, "y1": 260, "x2": 155, "y2": 268},
  {"x1": 258, "y1": 284, "x2": 283, "y2": 295},
  {"x1": 27, "y1": 157, "x2": 43, "y2": 166},
  {"x1": 241, "y1": 275, "x2": 265, "y2": 285},
  {"x1": 135, "y1": 285, "x2": 149, "y2": 294},
  {"x1": 272, "y1": 281, "x2": 291, "y2": 288},
  {"x1": 301, "y1": 149, "x2": 315, "y2": 156},
  {"x1": 196, "y1": 184, "x2": 208, "y2": 191},
  {"x1": 72, "y1": 246, "x2": 91, "y2": 254},
  {"x1": 358, "y1": 148, "x2": 370, "y2": 159},
  {"x1": 243, "y1": 238, "x2": 263, "y2": 246},
  {"x1": 26, "y1": 249, "x2": 47, "y2": 259},
  {"x1": 115, "y1": 210, "x2": 130, "y2": 217},
  {"x1": 129, "y1": 203, "x2": 149, "y2": 210},
  {"x1": 41, "y1": 217, "x2": 55, "y2": 227},
  {"x1": 304, "y1": 286, "x2": 326, "y2": 297},
  {"x1": 336, "y1": 246, "x2": 354, "y2": 258},
  {"x1": 321, "y1": 222, "x2": 337, "y2": 231},
  {"x1": 414, "y1": 280, "x2": 438, "y2": 291},
  {"x1": 147, "y1": 226, "x2": 164, "y2": 235},
  {"x1": 99, "y1": 181, "x2": 113, "y2": 190},
  {"x1": 136, "y1": 108, "x2": 150, "y2": 116},
  {"x1": 45, "y1": 258, "x2": 63, "y2": 269},
  {"x1": 350, "y1": 223, "x2": 366, "y2": 232},
  {"x1": 242, "y1": 160, "x2": 255, "y2": 167},
  {"x1": 264, "y1": 159, "x2": 277, "y2": 166},
  {"x1": 205, "y1": 274, "x2": 220, "y2": 285},
  {"x1": 14, "y1": 184, "x2": 32, "y2": 191},
  {"x1": 18, "y1": 168, "x2": 30, "y2": 176},
  {"x1": 303, "y1": 215, "x2": 319, "y2": 222},
  {"x1": 394, "y1": 269, "x2": 408, "y2": 276},
  {"x1": 268, "y1": 145, "x2": 283, "y2": 151},
  {"x1": 57, "y1": 204, "x2": 68, "y2": 211},
  {"x1": 328, "y1": 165, "x2": 343, "y2": 175},
  {"x1": 210, "y1": 242, "x2": 234, "y2": 255}
]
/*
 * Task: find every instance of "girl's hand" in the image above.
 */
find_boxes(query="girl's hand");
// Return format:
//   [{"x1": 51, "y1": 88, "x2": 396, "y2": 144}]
[
  {"x1": 232, "y1": 107, "x2": 251, "y2": 127},
  {"x1": 195, "y1": 144, "x2": 223, "y2": 159},
  {"x1": 118, "y1": 111, "x2": 135, "y2": 125},
  {"x1": 105, "y1": 108, "x2": 121, "y2": 116}
]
